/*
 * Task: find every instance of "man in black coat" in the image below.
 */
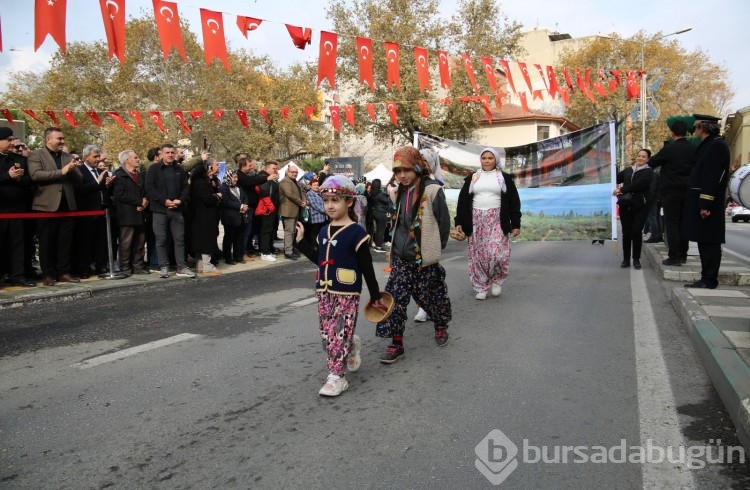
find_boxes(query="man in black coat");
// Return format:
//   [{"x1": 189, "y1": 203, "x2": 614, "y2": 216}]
[
  {"x1": 113, "y1": 150, "x2": 149, "y2": 275},
  {"x1": 236, "y1": 156, "x2": 276, "y2": 257},
  {"x1": 683, "y1": 115, "x2": 730, "y2": 289},
  {"x1": 73, "y1": 144, "x2": 111, "y2": 278},
  {"x1": 647, "y1": 120, "x2": 695, "y2": 265}
]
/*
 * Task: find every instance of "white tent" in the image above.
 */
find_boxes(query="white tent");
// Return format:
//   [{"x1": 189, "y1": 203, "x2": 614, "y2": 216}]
[
  {"x1": 277, "y1": 161, "x2": 306, "y2": 181},
  {"x1": 364, "y1": 163, "x2": 393, "y2": 183}
]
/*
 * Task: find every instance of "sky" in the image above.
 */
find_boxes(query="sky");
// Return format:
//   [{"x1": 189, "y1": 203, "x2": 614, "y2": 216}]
[{"x1": 1, "y1": 0, "x2": 748, "y2": 115}]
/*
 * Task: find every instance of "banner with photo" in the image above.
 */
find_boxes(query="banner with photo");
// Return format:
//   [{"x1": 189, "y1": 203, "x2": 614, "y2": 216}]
[{"x1": 414, "y1": 121, "x2": 617, "y2": 241}]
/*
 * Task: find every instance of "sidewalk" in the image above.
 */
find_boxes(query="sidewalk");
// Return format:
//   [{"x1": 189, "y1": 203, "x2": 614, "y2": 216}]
[{"x1": 643, "y1": 242, "x2": 750, "y2": 451}]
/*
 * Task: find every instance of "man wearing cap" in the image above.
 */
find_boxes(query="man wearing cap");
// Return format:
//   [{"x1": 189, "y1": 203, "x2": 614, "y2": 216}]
[
  {"x1": 647, "y1": 120, "x2": 695, "y2": 264},
  {"x1": 0, "y1": 127, "x2": 36, "y2": 287},
  {"x1": 683, "y1": 114, "x2": 730, "y2": 289}
]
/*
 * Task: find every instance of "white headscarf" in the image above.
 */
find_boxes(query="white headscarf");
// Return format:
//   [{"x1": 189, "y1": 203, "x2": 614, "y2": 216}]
[
  {"x1": 469, "y1": 147, "x2": 506, "y2": 194},
  {"x1": 419, "y1": 148, "x2": 445, "y2": 184}
]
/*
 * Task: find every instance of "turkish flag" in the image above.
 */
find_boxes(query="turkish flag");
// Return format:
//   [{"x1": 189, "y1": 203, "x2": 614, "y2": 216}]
[
  {"x1": 609, "y1": 70, "x2": 622, "y2": 86},
  {"x1": 200, "y1": 9, "x2": 229, "y2": 71},
  {"x1": 366, "y1": 103, "x2": 375, "y2": 122},
  {"x1": 62, "y1": 110, "x2": 78, "y2": 127},
  {"x1": 386, "y1": 102, "x2": 398, "y2": 126},
  {"x1": 414, "y1": 47, "x2": 431, "y2": 93},
  {"x1": 129, "y1": 110, "x2": 142, "y2": 127},
  {"x1": 625, "y1": 71, "x2": 639, "y2": 100},
  {"x1": 576, "y1": 70, "x2": 597, "y2": 104},
  {"x1": 498, "y1": 59, "x2": 516, "y2": 94},
  {"x1": 189, "y1": 111, "x2": 203, "y2": 121},
  {"x1": 236, "y1": 109, "x2": 249, "y2": 127},
  {"x1": 22, "y1": 110, "x2": 45, "y2": 125},
  {"x1": 329, "y1": 106, "x2": 341, "y2": 133},
  {"x1": 212, "y1": 109, "x2": 224, "y2": 121},
  {"x1": 356, "y1": 37, "x2": 374, "y2": 92},
  {"x1": 518, "y1": 62, "x2": 533, "y2": 93},
  {"x1": 286, "y1": 24, "x2": 311, "y2": 50},
  {"x1": 152, "y1": 0, "x2": 186, "y2": 61},
  {"x1": 149, "y1": 111, "x2": 168, "y2": 133},
  {"x1": 481, "y1": 57, "x2": 498, "y2": 92},
  {"x1": 592, "y1": 82, "x2": 608, "y2": 98},
  {"x1": 563, "y1": 67, "x2": 575, "y2": 93},
  {"x1": 304, "y1": 106, "x2": 316, "y2": 121},
  {"x1": 417, "y1": 99, "x2": 429, "y2": 118},
  {"x1": 585, "y1": 68, "x2": 592, "y2": 88},
  {"x1": 559, "y1": 87, "x2": 570, "y2": 107},
  {"x1": 532, "y1": 90, "x2": 544, "y2": 101},
  {"x1": 86, "y1": 111, "x2": 103, "y2": 127},
  {"x1": 317, "y1": 31, "x2": 338, "y2": 89},
  {"x1": 44, "y1": 110, "x2": 60, "y2": 126},
  {"x1": 534, "y1": 64, "x2": 548, "y2": 91},
  {"x1": 107, "y1": 111, "x2": 132, "y2": 132},
  {"x1": 173, "y1": 111, "x2": 191, "y2": 133},
  {"x1": 236, "y1": 16, "x2": 262, "y2": 38},
  {"x1": 384, "y1": 42, "x2": 401, "y2": 91},
  {"x1": 440, "y1": 98, "x2": 452, "y2": 105},
  {"x1": 35, "y1": 0, "x2": 67, "y2": 53},
  {"x1": 99, "y1": 0, "x2": 126, "y2": 63},
  {"x1": 609, "y1": 80, "x2": 618, "y2": 94},
  {"x1": 260, "y1": 108, "x2": 271, "y2": 125},
  {"x1": 518, "y1": 92, "x2": 529, "y2": 113},
  {"x1": 437, "y1": 50, "x2": 451, "y2": 90},
  {"x1": 461, "y1": 54, "x2": 479, "y2": 94},
  {"x1": 546, "y1": 66, "x2": 559, "y2": 99},
  {"x1": 479, "y1": 96, "x2": 493, "y2": 123},
  {"x1": 344, "y1": 105, "x2": 355, "y2": 126},
  {"x1": 0, "y1": 109, "x2": 13, "y2": 123},
  {"x1": 280, "y1": 107, "x2": 290, "y2": 120}
]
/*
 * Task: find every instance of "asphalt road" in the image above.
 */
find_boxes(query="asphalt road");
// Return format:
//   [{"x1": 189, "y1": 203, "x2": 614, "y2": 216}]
[{"x1": 1, "y1": 240, "x2": 749, "y2": 489}]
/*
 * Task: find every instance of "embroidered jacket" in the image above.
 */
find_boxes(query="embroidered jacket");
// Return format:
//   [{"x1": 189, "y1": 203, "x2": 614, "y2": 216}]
[{"x1": 316, "y1": 223, "x2": 370, "y2": 295}]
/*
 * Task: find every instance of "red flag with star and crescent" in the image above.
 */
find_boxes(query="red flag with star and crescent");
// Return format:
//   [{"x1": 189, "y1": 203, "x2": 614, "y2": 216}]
[
  {"x1": 200, "y1": 9, "x2": 229, "y2": 71},
  {"x1": 366, "y1": 103, "x2": 376, "y2": 122},
  {"x1": 286, "y1": 24, "x2": 311, "y2": 49},
  {"x1": 236, "y1": 16, "x2": 261, "y2": 38},
  {"x1": 356, "y1": 37, "x2": 374, "y2": 92},
  {"x1": 517, "y1": 62, "x2": 533, "y2": 93},
  {"x1": 99, "y1": 0, "x2": 126, "y2": 63},
  {"x1": 437, "y1": 50, "x2": 451, "y2": 90},
  {"x1": 386, "y1": 102, "x2": 398, "y2": 126},
  {"x1": 384, "y1": 42, "x2": 401, "y2": 91},
  {"x1": 481, "y1": 57, "x2": 498, "y2": 93},
  {"x1": 344, "y1": 105, "x2": 355, "y2": 126},
  {"x1": 129, "y1": 110, "x2": 142, "y2": 127},
  {"x1": 149, "y1": 111, "x2": 168, "y2": 133},
  {"x1": 152, "y1": 0, "x2": 186, "y2": 61},
  {"x1": 417, "y1": 99, "x2": 429, "y2": 118},
  {"x1": 546, "y1": 66, "x2": 559, "y2": 99},
  {"x1": 35, "y1": 0, "x2": 67, "y2": 53},
  {"x1": 498, "y1": 59, "x2": 516, "y2": 94},
  {"x1": 173, "y1": 111, "x2": 191, "y2": 133},
  {"x1": 329, "y1": 106, "x2": 341, "y2": 133},
  {"x1": 461, "y1": 54, "x2": 479, "y2": 94},
  {"x1": 317, "y1": 31, "x2": 338, "y2": 89},
  {"x1": 625, "y1": 71, "x2": 640, "y2": 100},
  {"x1": 62, "y1": 110, "x2": 78, "y2": 127},
  {"x1": 413, "y1": 47, "x2": 431, "y2": 93},
  {"x1": 107, "y1": 111, "x2": 132, "y2": 132}
]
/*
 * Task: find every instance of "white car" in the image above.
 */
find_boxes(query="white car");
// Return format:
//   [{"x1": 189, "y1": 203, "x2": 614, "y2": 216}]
[{"x1": 730, "y1": 206, "x2": 750, "y2": 223}]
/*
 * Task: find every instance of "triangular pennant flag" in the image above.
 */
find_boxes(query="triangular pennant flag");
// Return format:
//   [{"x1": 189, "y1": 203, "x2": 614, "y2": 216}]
[
  {"x1": 461, "y1": 54, "x2": 479, "y2": 94},
  {"x1": 592, "y1": 82, "x2": 608, "y2": 98},
  {"x1": 609, "y1": 70, "x2": 622, "y2": 86},
  {"x1": 149, "y1": 111, "x2": 167, "y2": 133},
  {"x1": 236, "y1": 16, "x2": 262, "y2": 38},
  {"x1": 366, "y1": 103, "x2": 375, "y2": 122},
  {"x1": 498, "y1": 59, "x2": 516, "y2": 94},
  {"x1": 173, "y1": 111, "x2": 191, "y2": 133},
  {"x1": 107, "y1": 111, "x2": 132, "y2": 132},
  {"x1": 518, "y1": 92, "x2": 529, "y2": 113},
  {"x1": 329, "y1": 105, "x2": 341, "y2": 133},
  {"x1": 259, "y1": 108, "x2": 271, "y2": 125},
  {"x1": 532, "y1": 89, "x2": 544, "y2": 101},
  {"x1": 356, "y1": 37, "x2": 374, "y2": 92},
  {"x1": 344, "y1": 105, "x2": 355, "y2": 126},
  {"x1": 86, "y1": 111, "x2": 103, "y2": 127},
  {"x1": 0, "y1": 109, "x2": 14, "y2": 123},
  {"x1": 414, "y1": 47, "x2": 431, "y2": 93},
  {"x1": 437, "y1": 50, "x2": 451, "y2": 90},
  {"x1": 384, "y1": 42, "x2": 401, "y2": 91},
  {"x1": 189, "y1": 111, "x2": 203, "y2": 121},
  {"x1": 304, "y1": 106, "x2": 316, "y2": 121},
  {"x1": 129, "y1": 110, "x2": 142, "y2": 127},
  {"x1": 62, "y1": 110, "x2": 78, "y2": 127},
  {"x1": 417, "y1": 99, "x2": 429, "y2": 118},
  {"x1": 626, "y1": 70, "x2": 640, "y2": 100},
  {"x1": 517, "y1": 62, "x2": 533, "y2": 93},
  {"x1": 152, "y1": 0, "x2": 187, "y2": 61},
  {"x1": 212, "y1": 109, "x2": 224, "y2": 121},
  {"x1": 22, "y1": 109, "x2": 45, "y2": 125},
  {"x1": 386, "y1": 102, "x2": 398, "y2": 126},
  {"x1": 99, "y1": 0, "x2": 126, "y2": 63},
  {"x1": 43, "y1": 110, "x2": 60, "y2": 126},
  {"x1": 576, "y1": 69, "x2": 597, "y2": 104},
  {"x1": 35, "y1": 0, "x2": 67, "y2": 53},
  {"x1": 280, "y1": 107, "x2": 290, "y2": 120},
  {"x1": 585, "y1": 68, "x2": 592, "y2": 88},
  {"x1": 317, "y1": 31, "x2": 338, "y2": 89},
  {"x1": 200, "y1": 9, "x2": 229, "y2": 71},
  {"x1": 559, "y1": 87, "x2": 570, "y2": 107},
  {"x1": 608, "y1": 80, "x2": 618, "y2": 95},
  {"x1": 285, "y1": 24, "x2": 311, "y2": 50},
  {"x1": 235, "y1": 109, "x2": 249, "y2": 127},
  {"x1": 481, "y1": 57, "x2": 498, "y2": 93}
]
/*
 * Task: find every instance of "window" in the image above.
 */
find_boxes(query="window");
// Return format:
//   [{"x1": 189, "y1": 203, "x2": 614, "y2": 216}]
[{"x1": 537, "y1": 124, "x2": 550, "y2": 141}]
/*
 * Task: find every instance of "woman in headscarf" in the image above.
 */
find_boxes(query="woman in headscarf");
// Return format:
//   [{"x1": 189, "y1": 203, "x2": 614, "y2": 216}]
[
  {"x1": 190, "y1": 159, "x2": 223, "y2": 275},
  {"x1": 454, "y1": 147, "x2": 521, "y2": 300},
  {"x1": 220, "y1": 169, "x2": 250, "y2": 265}
]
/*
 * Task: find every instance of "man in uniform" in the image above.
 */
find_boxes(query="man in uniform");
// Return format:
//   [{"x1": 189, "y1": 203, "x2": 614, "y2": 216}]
[{"x1": 683, "y1": 114, "x2": 730, "y2": 289}]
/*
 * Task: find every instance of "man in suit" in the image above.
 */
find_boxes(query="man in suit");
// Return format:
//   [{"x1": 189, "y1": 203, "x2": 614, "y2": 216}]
[
  {"x1": 28, "y1": 127, "x2": 83, "y2": 286},
  {"x1": 73, "y1": 145, "x2": 111, "y2": 278},
  {"x1": 278, "y1": 164, "x2": 307, "y2": 260},
  {"x1": 647, "y1": 120, "x2": 695, "y2": 265},
  {"x1": 236, "y1": 156, "x2": 274, "y2": 258},
  {"x1": 113, "y1": 150, "x2": 149, "y2": 276},
  {"x1": 683, "y1": 114, "x2": 731, "y2": 289}
]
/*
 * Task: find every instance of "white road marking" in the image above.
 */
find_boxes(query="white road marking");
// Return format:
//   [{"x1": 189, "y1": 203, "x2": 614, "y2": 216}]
[
  {"x1": 72, "y1": 333, "x2": 201, "y2": 369},
  {"x1": 288, "y1": 297, "x2": 318, "y2": 307},
  {"x1": 724, "y1": 247, "x2": 750, "y2": 264},
  {"x1": 631, "y1": 270, "x2": 695, "y2": 488}
]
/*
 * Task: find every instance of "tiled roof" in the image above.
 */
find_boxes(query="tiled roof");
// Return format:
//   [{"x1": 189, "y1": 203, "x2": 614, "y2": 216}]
[{"x1": 477, "y1": 104, "x2": 580, "y2": 131}]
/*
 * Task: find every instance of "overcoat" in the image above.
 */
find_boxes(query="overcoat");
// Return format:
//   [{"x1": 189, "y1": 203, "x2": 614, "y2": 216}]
[{"x1": 683, "y1": 135, "x2": 730, "y2": 244}]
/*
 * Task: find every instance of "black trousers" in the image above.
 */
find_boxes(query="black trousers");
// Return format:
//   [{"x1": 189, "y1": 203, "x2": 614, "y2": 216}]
[
  {"x1": 258, "y1": 212, "x2": 277, "y2": 254},
  {"x1": 74, "y1": 216, "x2": 108, "y2": 274},
  {"x1": 661, "y1": 192, "x2": 689, "y2": 260},
  {"x1": 37, "y1": 216, "x2": 74, "y2": 277},
  {"x1": 620, "y1": 206, "x2": 649, "y2": 261},
  {"x1": 698, "y1": 243, "x2": 722, "y2": 287},
  {"x1": 0, "y1": 218, "x2": 25, "y2": 280},
  {"x1": 372, "y1": 210, "x2": 388, "y2": 247},
  {"x1": 222, "y1": 224, "x2": 244, "y2": 262}
]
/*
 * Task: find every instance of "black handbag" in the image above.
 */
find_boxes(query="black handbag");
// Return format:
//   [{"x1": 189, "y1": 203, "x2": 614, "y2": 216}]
[{"x1": 617, "y1": 192, "x2": 645, "y2": 210}]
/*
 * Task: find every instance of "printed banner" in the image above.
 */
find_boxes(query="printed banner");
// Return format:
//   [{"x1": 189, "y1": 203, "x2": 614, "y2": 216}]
[{"x1": 415, "y1": 121, "x2": 617, "y2": 241}]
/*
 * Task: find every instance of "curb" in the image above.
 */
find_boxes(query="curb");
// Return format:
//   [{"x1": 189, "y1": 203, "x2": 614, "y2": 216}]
[{"x1": 671, "y1": 287, "x2": 750, "y2": 451}]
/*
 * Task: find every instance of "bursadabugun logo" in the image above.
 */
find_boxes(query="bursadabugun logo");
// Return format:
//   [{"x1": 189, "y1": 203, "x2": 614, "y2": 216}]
[{"x1": 474, "y1": 429, "x2": 519, "y2": 485}]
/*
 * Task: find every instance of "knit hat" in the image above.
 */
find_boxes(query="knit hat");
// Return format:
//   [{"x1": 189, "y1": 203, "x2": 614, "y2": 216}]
[
  {"x1": 0, "y1": 127, "x2": 13, "y2": 140},
  {"x1": 393, "y1": 145, "x2": 427, "y2": 175},
  {"x1": 319, "y1": 174, "x2": 356, "y2": 196}
]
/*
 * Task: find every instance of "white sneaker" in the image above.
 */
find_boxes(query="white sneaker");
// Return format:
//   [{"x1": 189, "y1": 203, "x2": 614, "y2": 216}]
[
  {"x1": 319, "y1": 373, "x2": 348, "y2": 396},
  {"x1": 475, "y1": 291, "x2": 487, "y2": 300},
  {"x1": 176, "y1": 267, "x2": 196, "y2": 278},
  {"x1": 347, "y1": 335, "x2": 362, "y2": 372},
  {"x1": 261, "y1": 254, "x2": 277, "y2": 262},
  {"x1": 414, "y1": 308, "x2": 429, "y2": 322},
  {"x1": 491, "y1": 283, "x2": 502, "y2": 297}
]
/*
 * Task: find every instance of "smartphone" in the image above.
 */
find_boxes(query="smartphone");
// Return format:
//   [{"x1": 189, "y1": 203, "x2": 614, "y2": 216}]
[{"x1": 14, "y1": 162, "x2": 21, "y2": 169}]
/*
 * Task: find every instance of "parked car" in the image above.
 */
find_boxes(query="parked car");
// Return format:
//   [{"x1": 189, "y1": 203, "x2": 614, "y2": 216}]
[{"x1": 731, "y1": 206, "x2": 750, "y2": 223}]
